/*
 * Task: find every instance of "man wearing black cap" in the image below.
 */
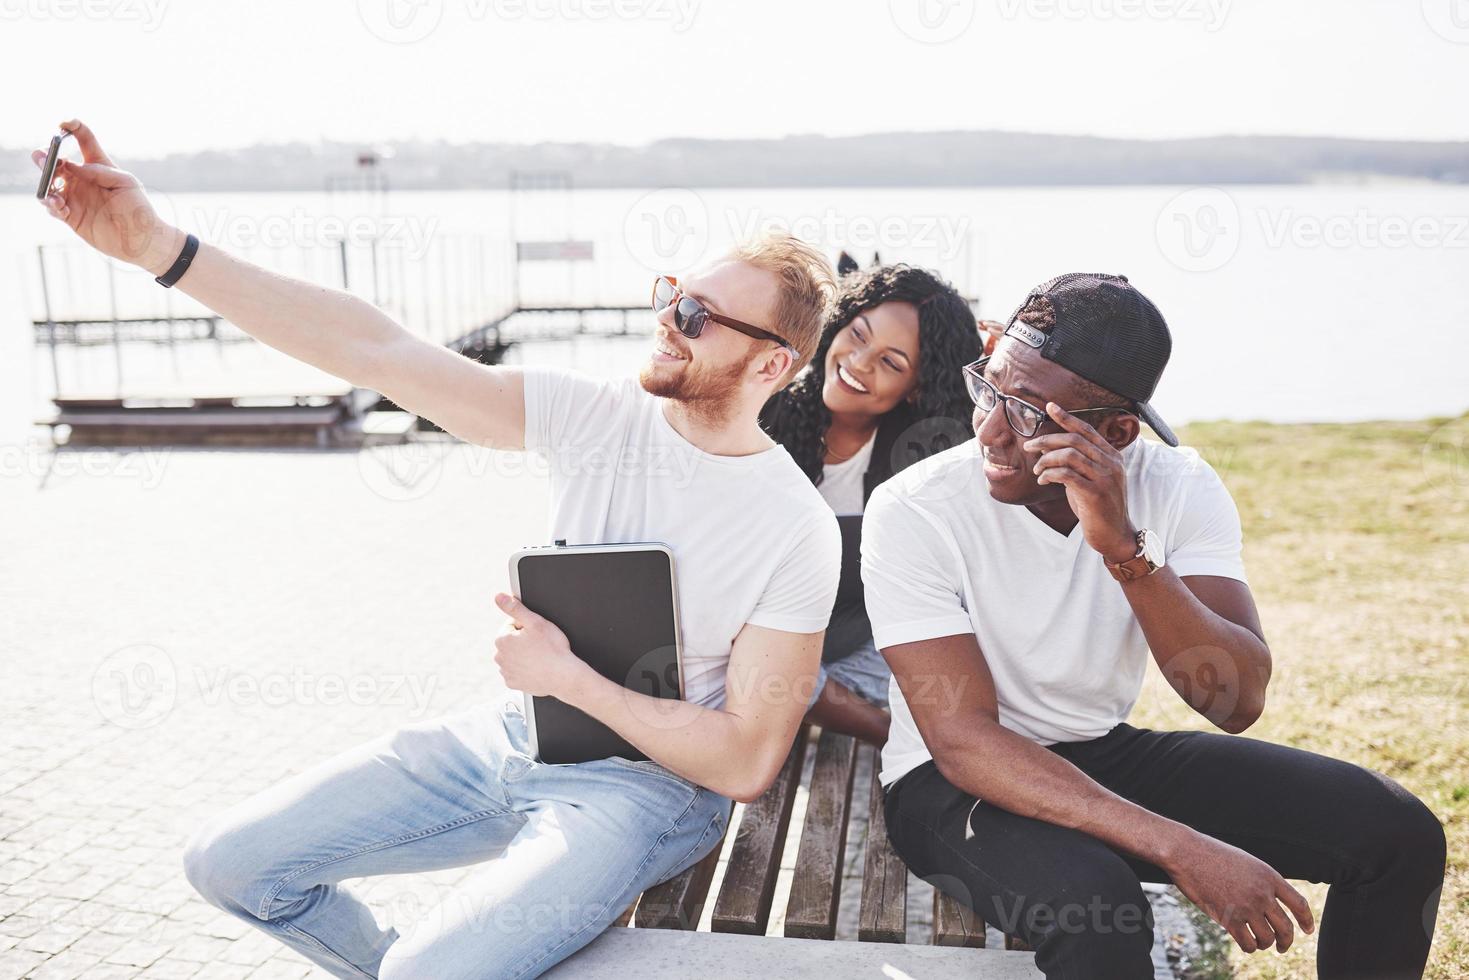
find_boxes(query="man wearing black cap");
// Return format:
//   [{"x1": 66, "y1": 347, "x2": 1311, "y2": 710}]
[{"x1": 863, "y1": 274, "x2": 1445, "y2": 978}]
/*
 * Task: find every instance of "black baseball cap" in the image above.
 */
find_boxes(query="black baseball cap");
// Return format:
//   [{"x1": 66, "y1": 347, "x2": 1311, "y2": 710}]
[{"x1": 1002, "y1": 272, "x2": 1178, "y2": 447}]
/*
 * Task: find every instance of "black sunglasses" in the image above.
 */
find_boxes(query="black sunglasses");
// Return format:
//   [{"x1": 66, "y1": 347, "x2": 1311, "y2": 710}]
[
  {"x1": 651, "y1": 276, "x2": 798, "y2": 356},
  {"x1": 962, "y1": 356, "x2": 1133, "y2": 438}
]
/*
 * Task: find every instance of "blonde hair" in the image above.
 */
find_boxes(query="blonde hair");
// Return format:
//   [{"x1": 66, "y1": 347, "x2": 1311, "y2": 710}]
[{"x1": 728, "y1": 233, "x2": 836, "y2": 385}]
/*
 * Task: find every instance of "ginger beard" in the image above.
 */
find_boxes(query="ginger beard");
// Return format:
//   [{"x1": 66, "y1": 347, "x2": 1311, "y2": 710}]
[{"x1": 638, "y1": 338, "x2": 759, "y2": 424}]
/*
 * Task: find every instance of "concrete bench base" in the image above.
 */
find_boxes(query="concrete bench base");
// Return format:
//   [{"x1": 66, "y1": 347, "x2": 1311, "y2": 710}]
[{"x1": 545, "y1": 926, "x2": 1044, "y2": 979}]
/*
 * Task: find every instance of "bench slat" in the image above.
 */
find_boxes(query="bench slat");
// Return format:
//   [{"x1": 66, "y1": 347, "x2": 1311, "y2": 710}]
[
  {"x1": 635, "y1": 843, "x2": 724, "y2": 931},
  {"x1": 710, "y1": 729, "x2": 810, "y2": 935},
  {"x1": 857, "y1": 744, "x2": 906, "y2": 944},
  {"x1": 933, "y1": 891, "x2": 987, "y2": 948},
  {"x1": 782, "y1": 729, "x2": 858, "y2": 940}
]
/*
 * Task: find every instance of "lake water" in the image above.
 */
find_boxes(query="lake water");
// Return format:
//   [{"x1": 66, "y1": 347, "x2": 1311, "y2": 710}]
[{"x1": 3, "y1": 183, "x2": 1467, "y2": 444}]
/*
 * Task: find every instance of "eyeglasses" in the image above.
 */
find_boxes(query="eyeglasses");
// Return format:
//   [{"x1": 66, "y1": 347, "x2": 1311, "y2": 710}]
[
  {"x1": 962, "y1": 356, "x2": 1132, "y2": 438},
  {"x1": 651, "y1": 276, "x2": 798, "y2": 356}
]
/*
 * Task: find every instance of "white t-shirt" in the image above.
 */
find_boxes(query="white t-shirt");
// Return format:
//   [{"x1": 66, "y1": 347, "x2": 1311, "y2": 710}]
[
  {"x1": 817, "y1": 431, "x2": 877, "y2": 516},
  {"x1": 522, "y1": 366, "x2": 842, "y2": 710},
  {"x1": 862, "y1": 436, "x2": 1247, "y2": 788}
]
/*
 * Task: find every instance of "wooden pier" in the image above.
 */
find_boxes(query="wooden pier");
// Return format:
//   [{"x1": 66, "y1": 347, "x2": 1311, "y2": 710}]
[
  {"x1": 33, "y1": 302, "x2": 651, "y2": 447},
  {"x1": 32, "y1": 315, "x2": 230, "y2": 346},
  {"x1": 26, "y1": 164, "x2": 659, "y2": 449},
  {"x1": 29, "y1": 207, "x2": 980, "y2": 447}
]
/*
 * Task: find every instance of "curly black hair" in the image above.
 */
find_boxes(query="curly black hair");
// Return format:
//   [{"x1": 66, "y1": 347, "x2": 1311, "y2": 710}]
[{"x1": 761, "y1": 264, "x2": 984, "y2": 484}]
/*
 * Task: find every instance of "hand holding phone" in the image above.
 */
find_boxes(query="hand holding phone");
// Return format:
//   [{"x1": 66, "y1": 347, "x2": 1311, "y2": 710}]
[
  {"x1": 35, "y1": 131, "x2": 71, "y2": 201},
  {"x1": 33, "y1": 119, "x2": 184, "y2": 276}
]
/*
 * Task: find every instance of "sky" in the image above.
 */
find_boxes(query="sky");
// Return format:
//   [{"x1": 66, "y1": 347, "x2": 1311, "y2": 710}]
[{"x1": 2, "y1": 0, "x2": 1468, "y2": 156}]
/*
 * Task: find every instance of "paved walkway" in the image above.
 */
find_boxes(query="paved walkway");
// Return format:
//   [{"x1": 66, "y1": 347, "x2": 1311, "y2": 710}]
[
  {"x1": 1, "y1": 438, "x2": 1180, "y2": 978},
  {"x1": 2, "y1": 440, "x2": 542, "y2": 978}
]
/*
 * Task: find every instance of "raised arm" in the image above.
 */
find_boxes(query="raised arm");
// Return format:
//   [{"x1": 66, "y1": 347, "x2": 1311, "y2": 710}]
[
  {"x1": 1025, "y1": 403, "x2": 1271, "y2": 731},
  {"x1": 34, "y1": 119, "x2": 525, "y2": 450}
]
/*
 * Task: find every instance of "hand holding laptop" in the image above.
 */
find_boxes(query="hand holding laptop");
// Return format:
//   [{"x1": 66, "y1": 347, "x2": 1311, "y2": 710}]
[
  {"x1": 504, "y1": 543, "x2": 684, "y2": 764},
  {"x1": 493, "y1": 593, "x2": 593, "y2": 700}
]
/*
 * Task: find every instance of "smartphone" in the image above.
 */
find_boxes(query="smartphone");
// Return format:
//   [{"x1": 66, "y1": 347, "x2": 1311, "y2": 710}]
[{"x1": 35, "y1": 133, "x2": 70, "y2": 201}]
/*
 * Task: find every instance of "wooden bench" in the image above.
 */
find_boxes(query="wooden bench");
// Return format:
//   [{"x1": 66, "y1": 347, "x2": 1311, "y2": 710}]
[{"x1": 547, "y1": 726, "x2": 1041, "y2": 977}]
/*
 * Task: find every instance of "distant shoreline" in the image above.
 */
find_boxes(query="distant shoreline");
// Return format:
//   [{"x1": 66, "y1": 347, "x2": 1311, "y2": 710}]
[
  {"x1": 6, "y1": 130, "x2": 1467, "y2": 193},
  {"x1": 5, "y1": 175, "x2": 1463, "y2": 195}
]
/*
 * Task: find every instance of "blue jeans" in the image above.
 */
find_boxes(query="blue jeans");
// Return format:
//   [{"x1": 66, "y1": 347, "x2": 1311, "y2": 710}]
[
  {"x1": 812, "y1": 637, "x2": 891, "y2": 706},
  {"x1": 182, "y1": 700, "x2": 732, "y2": 979}
]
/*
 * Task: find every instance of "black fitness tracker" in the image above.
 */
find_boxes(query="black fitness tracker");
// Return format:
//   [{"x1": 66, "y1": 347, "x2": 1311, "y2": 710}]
[{"x1": 155, "y1": 233, "x2": 200, "y2": 288}]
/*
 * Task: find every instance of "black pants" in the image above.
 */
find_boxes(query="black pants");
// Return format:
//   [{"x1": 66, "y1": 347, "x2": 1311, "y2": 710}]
[{"x1": 884, "y1": 725, "x2": 1445, "y2": 980}]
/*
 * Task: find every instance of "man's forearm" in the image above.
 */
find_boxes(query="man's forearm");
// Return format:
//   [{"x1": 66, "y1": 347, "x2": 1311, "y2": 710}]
[
  {"x1": 145, "y1": 230, "x2": 409, "y2": 390},
  {"x1": 1120, "y1": 569, "x2": 1272, "y2": 730},
  {"x1": 562, "y1": 671, "x2": 791, "y2": 803},
  {"x1": 935, "y1": 721, "x2": 1196, "y2": 872}
]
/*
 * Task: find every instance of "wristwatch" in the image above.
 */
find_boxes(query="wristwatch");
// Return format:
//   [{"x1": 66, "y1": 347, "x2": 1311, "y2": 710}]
[{"x1": 1105, "y1": 528, "x2": 1164, "y2": 582}]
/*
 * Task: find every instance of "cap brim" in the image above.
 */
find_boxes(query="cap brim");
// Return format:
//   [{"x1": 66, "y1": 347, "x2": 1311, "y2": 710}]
[{"x1": 1136, "y1": 401, "x2": 1178, "y2": 447}]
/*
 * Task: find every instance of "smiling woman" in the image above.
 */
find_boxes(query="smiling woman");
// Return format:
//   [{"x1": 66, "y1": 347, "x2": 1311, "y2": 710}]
[{"x1": 759, "y1": 263, "x2": 986, "y2": 744}]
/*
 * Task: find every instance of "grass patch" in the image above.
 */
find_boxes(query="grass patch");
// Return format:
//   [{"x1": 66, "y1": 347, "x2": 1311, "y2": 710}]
[{"x1": 1129, "y1": 414, "x2": 1468, "y2": 978}]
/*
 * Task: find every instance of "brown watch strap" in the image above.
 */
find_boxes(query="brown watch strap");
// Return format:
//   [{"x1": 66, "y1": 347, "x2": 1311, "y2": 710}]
[
  {"x1": 1105, "y1": 530, "x2": 1157, "y2": 582},
  {"x1": 1106, "y1": 552, "x2": 1154, "y2": 582}
]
